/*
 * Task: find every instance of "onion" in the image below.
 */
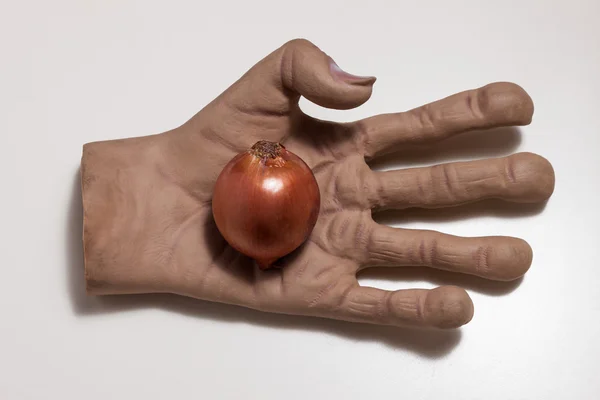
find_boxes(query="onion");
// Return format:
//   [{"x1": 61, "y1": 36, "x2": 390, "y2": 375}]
[{"x1": 212, "y1": 140, "x2": 320, "y2": 270}]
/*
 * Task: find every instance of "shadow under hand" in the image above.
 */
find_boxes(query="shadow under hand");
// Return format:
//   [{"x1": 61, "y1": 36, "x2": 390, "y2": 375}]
[
  {"x1": 66, "y1": 168, "x2": 96, "y2": 314},
  {"x1": 358, "y1": 266, "x2": 523, "y2": 297},
  {"x1": 111, "y1": 294, "x2": 462, "y2": 358},
  {"x1": 374, "y1": 198, "x2": 548, "y2": 226},
  {"x1": 66, "y1": 169, "x2": 460, "y2": 358},
  {"x1": 369, "y1": 126, "x2": 522, "y2": 171}
]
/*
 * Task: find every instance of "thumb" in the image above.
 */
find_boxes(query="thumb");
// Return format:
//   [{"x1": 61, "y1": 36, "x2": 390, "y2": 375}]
[
  {"x1": 224, "y1": 39, "x2": 376, "y2": 113},
  {"x1": 278, "y1": 39, "x2": 376, "y2": 110}
]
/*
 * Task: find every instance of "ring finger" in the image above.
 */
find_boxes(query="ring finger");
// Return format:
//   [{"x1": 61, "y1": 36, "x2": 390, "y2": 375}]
[{"x1": 364, "y1": 225, "x2": 533, "y2": 281}]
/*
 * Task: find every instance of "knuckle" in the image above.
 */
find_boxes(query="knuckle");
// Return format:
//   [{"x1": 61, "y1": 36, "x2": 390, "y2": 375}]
[
  {"x1": 431, "y1": 163, "x2": 458, "y2": 203},
  {"x1": 416, "y1": 105, "x2": 436, "y2": 135},
  {"x1": 324, "y1": 213, "x2": 373, "y2": 264},
  {"x1": 465, "y1": 89, "x2": 484, "y2": 120},
  {"x1": 418, "y1": 235, "x2": 438, "y2": 266},
  {"x1": 475, "y1": 245, "x2": 492, "y2": 275},
  {"x1": 282, "y1": 38, "x2": 314, "y2": 51},
  {"x1": 335, "y1": 160, "x2": 377, "y2": 208},
  {"x1": 414, "y1": 170, "x2": 433, "y2": 204},
  {"x1": 326, "y1": 214, "x2": 353, "y2": 245},
  {"x1": 504, "y1": 154, "x2": 518, "y2": 184},
  {"x1": 353, "y1": 217, "x2": 374, "y2": 249},
  {"x1": 379, "y1": 290, "x2": 393, "y2": 321},
  {"x1": 343, "y1": 287, "x2": 387, "y2": 323},
  {"x1": 353, "y1": 120, "x2": 373, "y2": 157}
]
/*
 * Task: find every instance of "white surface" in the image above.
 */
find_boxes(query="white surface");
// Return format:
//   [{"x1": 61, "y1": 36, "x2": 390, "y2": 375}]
[{"x1": 1, "y1": 0, "x2": 599, "y2": 399}]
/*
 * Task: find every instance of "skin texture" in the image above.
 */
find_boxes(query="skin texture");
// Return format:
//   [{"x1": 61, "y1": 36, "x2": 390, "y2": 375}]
[{"x1": 80, "y1": 39, "x2": 555, "y2": 329}]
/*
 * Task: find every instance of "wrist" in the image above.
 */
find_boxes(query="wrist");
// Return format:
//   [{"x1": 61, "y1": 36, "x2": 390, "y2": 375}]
[{"x1": 80, "y1": 135, "x2": 172, "y2": 295}]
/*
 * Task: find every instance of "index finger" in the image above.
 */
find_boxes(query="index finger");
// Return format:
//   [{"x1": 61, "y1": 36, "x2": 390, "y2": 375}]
[{"x1": 357, "y1": 82, "x2": 534, "y2": 160}]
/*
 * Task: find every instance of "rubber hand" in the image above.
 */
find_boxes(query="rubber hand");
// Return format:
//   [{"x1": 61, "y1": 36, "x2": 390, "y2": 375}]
[{"x1": 81, "y1": 39, "x2": 555, "y2": 329}]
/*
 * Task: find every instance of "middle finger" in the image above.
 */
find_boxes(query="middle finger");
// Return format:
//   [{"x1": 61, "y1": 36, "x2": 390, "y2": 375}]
[{"x1": 371, "y1": 152, "x2": 554, "y2": 211}]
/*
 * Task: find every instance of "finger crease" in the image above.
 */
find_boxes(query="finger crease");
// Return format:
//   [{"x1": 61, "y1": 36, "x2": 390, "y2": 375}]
[
  {"x1": 440, "y1": 164, "x2": 455, "y2": 201},
  {"x1": 419, "y1": 239, "x2": 428, "y2": 266},
  {"x1": 309, "y1": 281, "x2": 338, "y2": 308},
  {"x1": 378, "y1": 291, "x2": 392, "y2": 320},
  {"x1": 477, "y1": 245, "x2": 492, "y2": 274},
  {"x1": 310, "y1": 159, "x2": 336, "y2": 175},
  {"x1": 505, "y1": 158, "x2": 517, "y2": 184},
  {"x1": 314, "y1": 264, "x2": 336, "y2": 280},
  {"x1": 416, "y1": 293, "x2": 425, "y2": 321},
  {"x1": 417, "y1": 173, "x2": 428, "y2": 203},
  {"x1": 418, "y1": 107, "x2": 436, "y2": 135},
  {"x1": 295, "y1": 259, "x2": 309, "y2": 282},
  {"x1": 467, "y1": 90, "x2": 484, "y2": 120},
  {"x1": 371, "y1": 174, "x2": 385, "y2": 210},
  {"x1": 385, "y1": 291, "x2": 395, "y2": 321},
  {"x1": 354, "y1": 120, "x2": 371, "y2": 156},
  {"x1": 430, "y1": 237, "x2": 438, "y2": 266},
  {"x1": 336, "y1": 284, "x2": 355, "y2": 311}
]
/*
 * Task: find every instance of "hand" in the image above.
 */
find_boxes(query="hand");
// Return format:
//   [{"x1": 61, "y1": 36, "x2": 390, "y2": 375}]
[{"x1": 81, "y1": 39, "x2": 555, "y2": 329}]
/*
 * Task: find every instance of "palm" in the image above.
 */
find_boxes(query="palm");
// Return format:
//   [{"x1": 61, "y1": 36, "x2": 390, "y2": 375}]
[
  {"x1": 82, "y1": 39, "x2": 554, "y2": 329},
  {"x1": 176, "y1": 109, "x2": 373, "y2": 319}
]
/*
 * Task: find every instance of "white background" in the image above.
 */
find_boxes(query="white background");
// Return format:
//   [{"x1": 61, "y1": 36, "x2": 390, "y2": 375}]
[{"x1": 1, "y1": 0, "x2": 599, "y2": 399}]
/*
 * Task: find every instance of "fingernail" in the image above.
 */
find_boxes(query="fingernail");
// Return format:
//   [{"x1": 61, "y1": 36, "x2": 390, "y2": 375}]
[{"x1": 329, "y1": 59, "x2": 376, "y2": 85}]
